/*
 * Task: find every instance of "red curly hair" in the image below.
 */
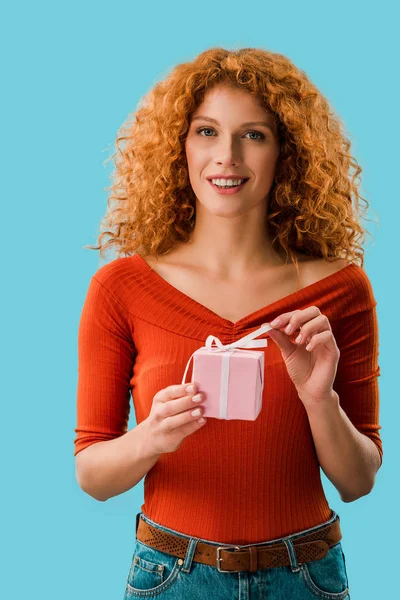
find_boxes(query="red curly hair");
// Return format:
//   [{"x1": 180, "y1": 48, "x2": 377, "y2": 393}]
[{"x1": 84, "y1": 46, "x2": 378, "y2": 270}]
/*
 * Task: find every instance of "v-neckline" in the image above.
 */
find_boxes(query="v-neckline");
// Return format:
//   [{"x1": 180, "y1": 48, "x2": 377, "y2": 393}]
[{"x1": 134, "y1": 253, "x2": 356, "y2": 329}]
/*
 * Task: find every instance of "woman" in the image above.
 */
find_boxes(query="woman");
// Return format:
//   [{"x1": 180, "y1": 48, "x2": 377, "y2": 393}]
[{"x1": 74, "y1": 47, "x2": 382, "y2": 599}]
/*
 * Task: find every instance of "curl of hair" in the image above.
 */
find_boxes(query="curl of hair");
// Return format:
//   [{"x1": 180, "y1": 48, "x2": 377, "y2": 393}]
[{"x1": 84, "y1": 46, "x2": 379, "y2": 272}]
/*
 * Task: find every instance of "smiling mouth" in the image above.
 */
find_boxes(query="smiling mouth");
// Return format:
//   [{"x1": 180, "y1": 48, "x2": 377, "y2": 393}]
[
  {"x1": 207, "y1": 179, "x2": 249, "y2": 194},
  {"x1": 207, "y1": 178, "x2": 249, "y2": 186}
]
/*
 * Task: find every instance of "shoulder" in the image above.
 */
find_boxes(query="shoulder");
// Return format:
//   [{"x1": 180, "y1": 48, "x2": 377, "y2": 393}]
[
  {"x1": 305, "y1": 256, "x2": 349, "y2": 275},
  {"x1": 85, "y1": 256, "x2": 141, "y2": 313},
  {"x1": 299, "y1": 256, "x2": 350, "y2": 287},
  {"x1": 302, "y1": 256, "x2": 376, "y2": 304},
  {"x1": 90, "y1": 255, "x2": 137, "y2": 288}
]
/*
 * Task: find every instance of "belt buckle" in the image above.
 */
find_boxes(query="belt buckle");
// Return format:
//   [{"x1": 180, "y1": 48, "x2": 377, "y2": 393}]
[{"x1": 216, "y1": 545, "x2": 242, "y2": 573}]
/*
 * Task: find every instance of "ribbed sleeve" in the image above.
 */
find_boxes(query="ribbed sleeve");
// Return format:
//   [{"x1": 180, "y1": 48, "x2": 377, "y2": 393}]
[
  {"x1": 73, "y1": 276, "x2": 135, "y2": 456},
  {"x1": 332, "y1": 269, "x2": 382, "y2": 465}
]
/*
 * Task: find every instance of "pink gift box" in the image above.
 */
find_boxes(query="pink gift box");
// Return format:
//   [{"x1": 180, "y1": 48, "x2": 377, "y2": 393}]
[{"x1": 181, "y1": 323, "x2": 273, "y2": 421}]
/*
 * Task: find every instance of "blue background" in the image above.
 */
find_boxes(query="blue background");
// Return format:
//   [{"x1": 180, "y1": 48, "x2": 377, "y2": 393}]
[{"x1": 2, "y1": 1, "x2": 397, "y2": 598}]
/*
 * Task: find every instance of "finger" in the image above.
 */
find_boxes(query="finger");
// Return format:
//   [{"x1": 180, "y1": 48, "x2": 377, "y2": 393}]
[
  {"x1": 267, "y1": 327, "x2": 296, "y2": 355},
  {"x1": 268, "y1": 310, "x2": 302, "y2": 329},
  {"x1": 294, "y1": 314, "x2": 331, "y2": 344},
  {"x1": 179, "y1": 416, "x2": 207, "y2": 436},
  {"x1": 304, "y1": 330, "x2": 338, "y2": 352},
  {"x1": 270, "y1": 306, "x2": 321, "y2": 333},
  {"x1": 283, "y1": 308, "x2": 323, "y2": 335},
  {"x1": 155, "y1": 382, "x2": 198, "y2": 403},
  {"x1": 163, "y1": 405, "x2": 206, "y2": 431},
  {"x1": 159, "y1": 393, "x2": 204, "y2": 418}
]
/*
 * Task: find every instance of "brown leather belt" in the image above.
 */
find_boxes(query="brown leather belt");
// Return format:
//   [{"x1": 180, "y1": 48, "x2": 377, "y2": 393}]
[{"x1": 136, "y1": 515, "x2": 342, "y2": 573}]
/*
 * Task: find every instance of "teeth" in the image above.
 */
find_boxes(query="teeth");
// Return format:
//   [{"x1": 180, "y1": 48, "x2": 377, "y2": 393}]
[{"x1": 211, "y1": 178, "x2": 245, "y2": 187}]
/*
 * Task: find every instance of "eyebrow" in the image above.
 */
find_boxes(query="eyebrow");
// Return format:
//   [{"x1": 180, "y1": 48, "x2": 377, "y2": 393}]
[{"x1": 191, "y1": 115, "x2": 275, "y2": 132}]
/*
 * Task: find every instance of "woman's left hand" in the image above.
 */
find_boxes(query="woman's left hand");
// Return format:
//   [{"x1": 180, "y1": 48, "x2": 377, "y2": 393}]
[{"x1": 265, "y1": 306, "x2": 340, "y2": 408}]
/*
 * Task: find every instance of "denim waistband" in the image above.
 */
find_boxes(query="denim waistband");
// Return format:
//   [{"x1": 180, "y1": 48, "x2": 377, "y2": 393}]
[{"x1": 135, "y1": 509, "x2": 339, "y2": 549}]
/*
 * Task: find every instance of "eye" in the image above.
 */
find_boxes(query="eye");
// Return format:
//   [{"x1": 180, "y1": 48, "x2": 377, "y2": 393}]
[
  {"x1": 196, "y1": 127, "x2": 215, "y2": 137},
  {"x1": 196, "y1": 127, "x2": 265, "y2": 141},
  {"x1": 246, "y1": 131, "x2": 265, "y2": 141}
]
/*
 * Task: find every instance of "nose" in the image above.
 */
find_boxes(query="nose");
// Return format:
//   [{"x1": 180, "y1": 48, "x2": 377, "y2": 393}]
[{"x1": 214, "y1": 136, "x2": 242, "y2": 166}]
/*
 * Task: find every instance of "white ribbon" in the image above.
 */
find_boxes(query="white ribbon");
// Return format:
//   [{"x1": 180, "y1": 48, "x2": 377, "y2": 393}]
[{"x1": 181, "y1": 322, "x2": 274, "y2": 419}]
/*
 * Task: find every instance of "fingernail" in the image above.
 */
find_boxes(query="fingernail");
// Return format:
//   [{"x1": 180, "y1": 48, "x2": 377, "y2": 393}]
[
  {"x1": 285, "y1": 324, "x2": 293, "y2": 334},
  {"x1": 192, "y1": 394, "x2": 202, "y2": 402},
  {"x1": 270, "y1": 318, "x2": 280, "y2": 326},
  {"x1": 186, "y1": 384, "x2": 196, "y2": 394}
]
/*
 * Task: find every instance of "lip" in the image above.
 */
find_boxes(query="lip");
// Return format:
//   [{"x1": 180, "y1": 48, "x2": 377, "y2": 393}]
[
  {"x1": 206, "y1": 174, "x2": 249, "y2": 180},
  {"x1": 208, "y1": 179, "x2": 249, "y2": 195}
]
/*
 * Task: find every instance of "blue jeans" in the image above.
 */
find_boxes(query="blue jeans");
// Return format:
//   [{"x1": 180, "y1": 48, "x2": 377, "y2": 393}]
[{"x1": 123, "y1": 510, "x2": 350, "y2": 599}]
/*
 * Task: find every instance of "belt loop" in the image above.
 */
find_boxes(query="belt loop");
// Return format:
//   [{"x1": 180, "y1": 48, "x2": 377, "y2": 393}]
[
  {"x1": 181, "y1": 537, "x2": 200, "y2": 574},
  {"x1": 135, "y1": 512, "x2": 141, "y2": 535},
  {"x1": 282, "y1": 538, "x2": 301, "y2": 573}
]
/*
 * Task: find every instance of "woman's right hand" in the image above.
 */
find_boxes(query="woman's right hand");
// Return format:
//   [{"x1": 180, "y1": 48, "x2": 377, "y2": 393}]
[{"x1": 144, "y1": 383, "x2": 207, "y2": 455}]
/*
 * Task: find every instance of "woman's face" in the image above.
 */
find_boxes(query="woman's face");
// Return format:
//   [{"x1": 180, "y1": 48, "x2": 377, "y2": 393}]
[{"x1": 184, "y1": 84, "x2": 281, "y2": 217}]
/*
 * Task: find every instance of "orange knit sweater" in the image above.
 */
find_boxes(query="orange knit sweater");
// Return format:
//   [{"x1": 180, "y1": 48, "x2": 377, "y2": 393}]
[{"x1": 74, "y1": 254, "x2": 382, "y2": 544}]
